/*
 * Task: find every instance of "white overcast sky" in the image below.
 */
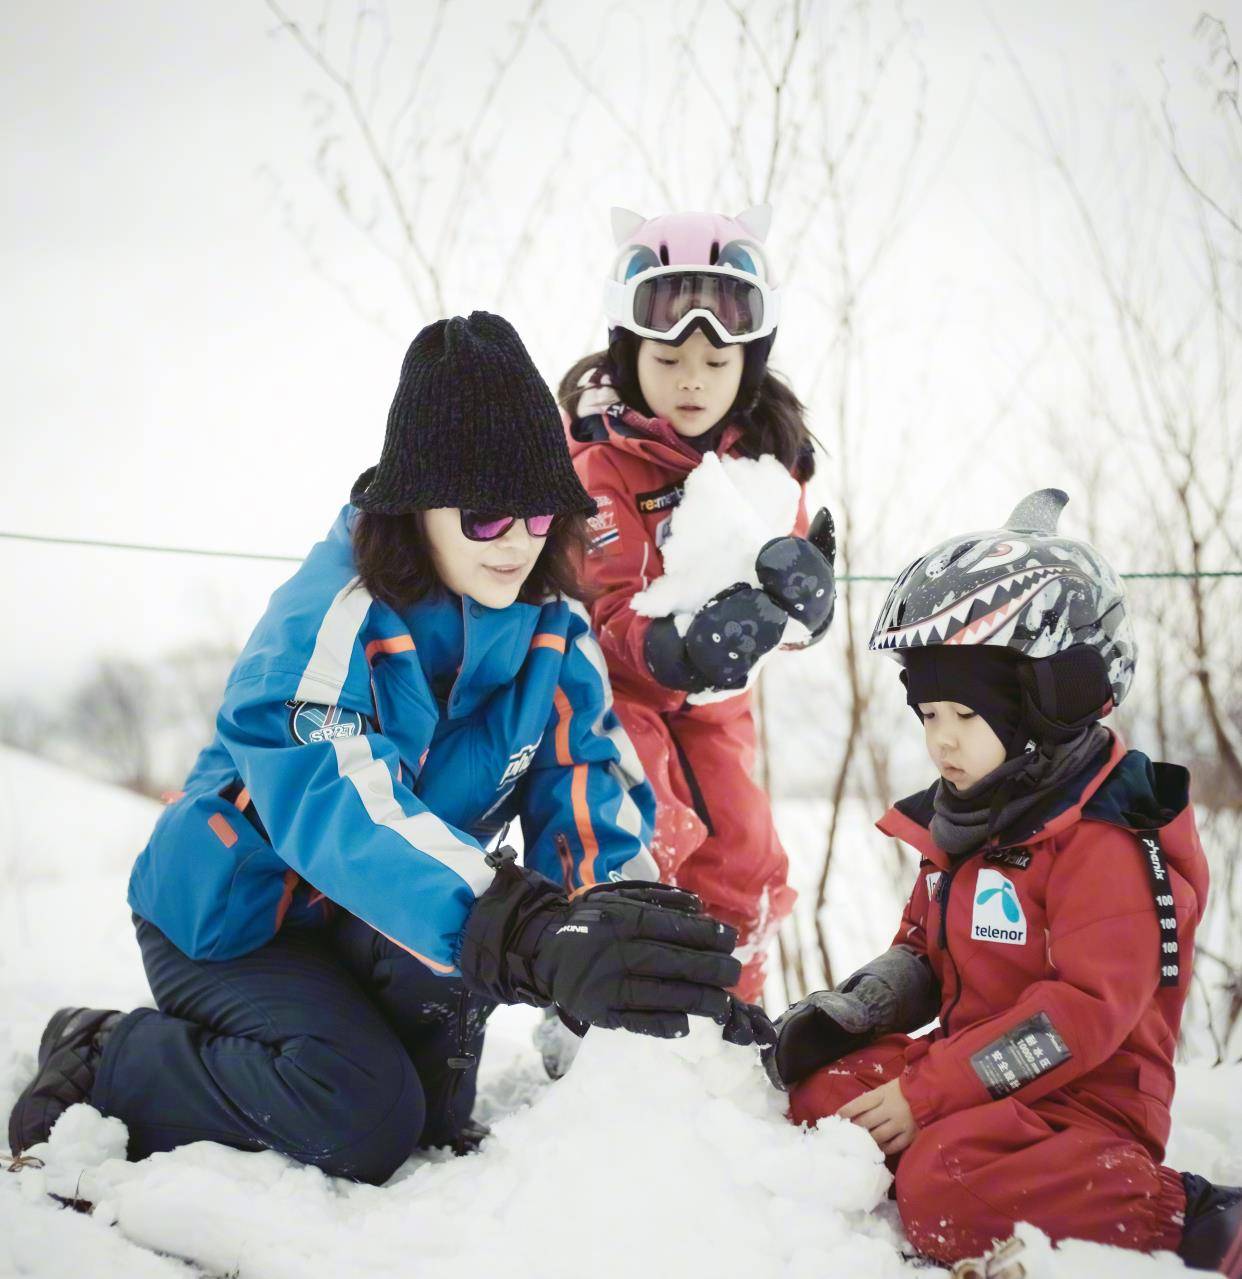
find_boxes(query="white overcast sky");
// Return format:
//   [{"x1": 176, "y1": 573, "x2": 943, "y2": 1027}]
[{"x1": 1, "y1": 0, "x2": 1230, "y2": 696}]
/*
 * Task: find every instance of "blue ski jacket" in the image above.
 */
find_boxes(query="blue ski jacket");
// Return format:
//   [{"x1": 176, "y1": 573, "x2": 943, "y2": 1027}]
[{"x1": 128, "y1": 506, "x2": 657, "y2": 971}]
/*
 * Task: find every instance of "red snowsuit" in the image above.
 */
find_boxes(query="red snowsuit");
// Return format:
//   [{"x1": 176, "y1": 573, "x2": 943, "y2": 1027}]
[
  {"x1": 567, "y1": 405, "x2": 803, "y2": 1002},
  {"x1": 789, "y1": 733, "x2": 1208, "y2": 1264}
]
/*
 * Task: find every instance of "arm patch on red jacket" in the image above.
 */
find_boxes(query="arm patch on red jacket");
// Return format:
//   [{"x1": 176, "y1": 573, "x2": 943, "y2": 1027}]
[
  {"x1": 586, "y1": 494, "x2": 621, "y2": 556},
  {"x1": 970, "y1": 1011, "x2": 1072, "y2": 1099}
]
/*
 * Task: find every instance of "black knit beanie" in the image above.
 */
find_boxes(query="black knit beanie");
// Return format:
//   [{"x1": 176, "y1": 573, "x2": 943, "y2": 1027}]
[
  {"x1": 352, "y1": 311, "x2": 596, "y2": 518},
  {"x1": 901, "y1": 646, "x2": 1030, "y2": 758}
]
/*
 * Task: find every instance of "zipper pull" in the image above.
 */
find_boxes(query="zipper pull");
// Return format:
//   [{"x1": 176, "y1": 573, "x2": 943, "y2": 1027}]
[{"x1": 484, "y1": 844, "x2": 519, "y2": 871}]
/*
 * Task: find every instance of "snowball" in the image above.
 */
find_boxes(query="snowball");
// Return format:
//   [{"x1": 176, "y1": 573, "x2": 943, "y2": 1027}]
[
  {"x1": 630, "y1": 453, "x2": 808, "y2": 703},
  {"x1": 632, "y1": 453, "x2": 801, "y2": 620}
]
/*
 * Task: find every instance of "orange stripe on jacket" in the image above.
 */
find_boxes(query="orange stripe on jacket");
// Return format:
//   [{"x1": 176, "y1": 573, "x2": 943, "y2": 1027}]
[
  {"x1": 571, "y1": 763, "x2": 600, "y2": 889},
  {"x1": 553, "y1": 687, "x2": 600, "y2": 890},
  {"x1": 553, "y1": 688, "x2": 574, "y2": 765},
  {"x1": 379, "y1": 929, "x2": 456, "y2": 973},
  {"x1": 274, "y1": 868, "x2": 299, "y2": 930},
  {"x1": 207, "y1": 813, "x2": 238, "y2": 848},
  {"x1": 531, "y1": 632, "x2": 567, "y2": 654},
  {"x1": 233, "y1": 787, "x2": 251, "y2": 811},
  {"x1": 365, "y1": 634, "x2": 416, "y2": 665}
]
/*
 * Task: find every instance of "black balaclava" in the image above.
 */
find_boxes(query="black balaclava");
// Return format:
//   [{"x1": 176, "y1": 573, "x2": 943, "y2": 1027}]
[
  {"x1": 902, "y1": 644, "x2": 1112, "y2": 857},
  {"x1": 901, "y1": 645, "x2": 1030, "y2": 759}
]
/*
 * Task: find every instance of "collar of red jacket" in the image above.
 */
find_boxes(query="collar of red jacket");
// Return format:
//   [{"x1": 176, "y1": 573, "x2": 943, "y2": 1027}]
[
  {"x1": 876, "y1": 730, "x2": 1132, "y2": 869},
  {"x1": 567, "y1": 403, "x2": 744, "y2": 472}
]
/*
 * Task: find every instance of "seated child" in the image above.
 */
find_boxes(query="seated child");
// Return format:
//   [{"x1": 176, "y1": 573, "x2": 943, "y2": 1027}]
[{"x1": 765, "y1": 488, "x2": 1241, "y2": 1276}]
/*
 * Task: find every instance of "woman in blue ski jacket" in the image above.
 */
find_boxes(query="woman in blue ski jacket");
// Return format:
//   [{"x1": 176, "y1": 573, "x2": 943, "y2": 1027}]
[{"x1": 8, "y1": 312, "x2": 762, "y2": 1185}]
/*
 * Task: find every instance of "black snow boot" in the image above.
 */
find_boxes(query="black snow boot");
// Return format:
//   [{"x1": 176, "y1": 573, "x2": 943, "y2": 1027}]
[
  {"x1": 448, "y1": 1118, "x2": 491, "y2": 1157},
  {"x1": 1180, "y1": 1172, "x2": 1242, "y2": 1277},
  {"x1": 7, "y1": 1007, "x2": 122, "y2": 1156}
]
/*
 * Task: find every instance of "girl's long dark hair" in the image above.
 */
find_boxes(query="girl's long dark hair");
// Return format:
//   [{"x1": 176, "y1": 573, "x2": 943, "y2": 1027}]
[
  {"x1": 558, "y1": 329, "x2": 816, "y2": 483},
  {"x1": 352, "y1": 510, "x2": 592, "y2": 611}
]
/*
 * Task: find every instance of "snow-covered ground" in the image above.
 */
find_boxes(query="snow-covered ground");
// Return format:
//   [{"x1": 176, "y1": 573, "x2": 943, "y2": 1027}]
[{"x1": 1, "y1": 744, "x2": 1238, "y2": 1278}]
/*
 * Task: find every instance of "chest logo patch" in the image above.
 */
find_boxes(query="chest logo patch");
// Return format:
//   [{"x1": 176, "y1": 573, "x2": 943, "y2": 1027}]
[
  {"x1": 635, "y1": 482, "x2": 684, "y2": 515},
  {"x1": 971, "y1": 868, "x2": 1028, "y2": 945},
  {"x1": 499, "y1": 741, "x2": 541, "y2": 789},
  {"x1": 925, "y1": 871, "x2": 943, "y2": 901},
  {"x1": 985, "y1": 846, "x2": 1032, "y2": 870}
]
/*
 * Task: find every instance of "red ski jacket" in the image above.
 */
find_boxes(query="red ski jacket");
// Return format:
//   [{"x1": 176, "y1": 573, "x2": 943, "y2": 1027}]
[
  {"x1": 566, "y1": 404, "x2": 808, "y2": 721},
  {"x1": 878, "y1": 732, "x2": 1208, "y2": 1159}
]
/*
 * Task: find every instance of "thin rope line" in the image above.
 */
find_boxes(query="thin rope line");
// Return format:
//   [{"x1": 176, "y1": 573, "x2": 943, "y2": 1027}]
[
  {"x1": 1, "y1": 529, "x2": 1239, "y2": 580},
  {"x1": 0, "y1": 530, "x2": 302, "y2": 564}
]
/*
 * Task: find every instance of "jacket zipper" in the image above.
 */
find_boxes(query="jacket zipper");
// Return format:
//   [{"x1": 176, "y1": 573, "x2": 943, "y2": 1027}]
[
  {"x1": 555, "y1": 832, "x2": 576, "y2": 893},
  {"x1": 667, "y1": 722, "x2": 714, "y2": 836},
  {"x1": 935, "y1": 848, "x2": 986, "y2": 1038},
  {"x1": 444, "y1": 988, "x2": 476, "y2": 1111},
  {"x1": 446, "y1": 598, "x2": 473, "y2": 718}
]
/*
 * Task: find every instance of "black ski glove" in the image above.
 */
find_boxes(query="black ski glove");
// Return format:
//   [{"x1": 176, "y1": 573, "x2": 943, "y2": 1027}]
[
  {"x1": 755, "y1": 507, "x2": 837, "y2": 643},
  {"x1": 644, "y1": 584, "x2": 788, "y2": 692},
  {"x1": 458, "y1": 851, "x2": 742, "y2": 1038},
  {"x1": 762, "y1": 945, "x2": 939, "y2": 1089}
]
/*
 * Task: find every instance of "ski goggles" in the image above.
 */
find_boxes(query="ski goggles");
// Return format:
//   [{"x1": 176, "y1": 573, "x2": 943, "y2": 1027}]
[
  {"x1": 603, "y1": 264, "x2": 780, "y2": 344},
  {"x1": 459, "y1": 510, "x2": 557, "y2": 542}
]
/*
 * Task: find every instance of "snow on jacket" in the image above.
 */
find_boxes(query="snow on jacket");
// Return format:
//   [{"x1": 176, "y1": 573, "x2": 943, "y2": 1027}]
[
  {"x1": 567, "y1": 403, "x2": 809, "y2": 720},
  {"x1": 129, "y1": 505, "x2": 657, "y2": 969},
  {"x1": 878, "y1": 732, "x2": 1208, "y2": 1159}
]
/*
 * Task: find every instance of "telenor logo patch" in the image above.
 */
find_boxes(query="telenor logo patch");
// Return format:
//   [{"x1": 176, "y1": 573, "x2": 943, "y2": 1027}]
[
  {"x1": 288, "y1": 702, "x2": 365, "y2": 745},
  {"x1": 971, "y1": 868, "x2": 1028, "y2": 945}
]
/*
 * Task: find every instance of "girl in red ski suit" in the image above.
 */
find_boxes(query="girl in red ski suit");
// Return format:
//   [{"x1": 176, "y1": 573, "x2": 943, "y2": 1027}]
[
  {"x1": 561, "y1": 205, "x2": 835, "y2": 1002},
  {"x1": 765, "y1": 489, "x2": 1240, "y2": 1274}
]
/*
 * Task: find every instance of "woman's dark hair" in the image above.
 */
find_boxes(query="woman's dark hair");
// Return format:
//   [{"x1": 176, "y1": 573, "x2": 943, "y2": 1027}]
[
  {"x1": 557, "y1": 328, "x2": 816, "y2": 483},
  {"x1": 352, "y1": 510, "x2": 592, "y2": 610}
]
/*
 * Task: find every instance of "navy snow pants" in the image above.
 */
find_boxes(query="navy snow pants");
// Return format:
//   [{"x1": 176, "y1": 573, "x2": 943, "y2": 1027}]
[{"x1": 91, "y1": 912, "x2": 494, "y2": 1185}]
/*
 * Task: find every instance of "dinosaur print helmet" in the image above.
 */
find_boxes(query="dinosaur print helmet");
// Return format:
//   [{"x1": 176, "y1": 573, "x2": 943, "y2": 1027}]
[{"x1": 869, "y1": 489, "x2": 1137, "y2": 734}]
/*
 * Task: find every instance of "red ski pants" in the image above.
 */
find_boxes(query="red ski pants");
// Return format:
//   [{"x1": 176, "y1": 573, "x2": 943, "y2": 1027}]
[
  {"x1": 614, "y1": 695, "x2": 795, "y2": 1004},
  {"x1": 788, "y1": 1035, "x2": 1186, "y2": 1265}
]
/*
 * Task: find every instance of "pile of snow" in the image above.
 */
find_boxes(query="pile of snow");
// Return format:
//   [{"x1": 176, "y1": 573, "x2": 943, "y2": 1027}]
[
  {"x1": 2, "y1": 745, "x2": 1237, "y2": 1279},
  {"x1": 12, "y1": 1024, "x2": 908, "y2": 1279},
  {"x1": 631, "y1": 452, "x2": 809, "y2": 703}
]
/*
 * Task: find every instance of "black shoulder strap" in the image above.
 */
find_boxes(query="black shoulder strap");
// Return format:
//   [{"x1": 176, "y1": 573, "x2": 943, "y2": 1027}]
[{"x1": 1136, "y1": 830, "x2": 1180, "y2": 988}]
